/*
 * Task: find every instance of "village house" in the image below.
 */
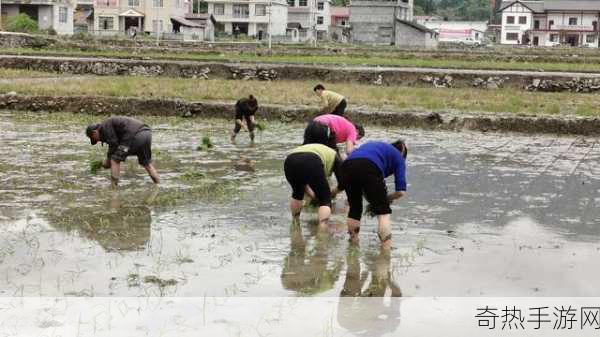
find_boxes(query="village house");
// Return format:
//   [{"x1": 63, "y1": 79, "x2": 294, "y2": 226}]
[
  {"x1": 420, "y1": 20, "x2": 488, "y2": 44},
  {"x1": 348, "y1": 0, "x2": 414, "y2": 44},
  {"x1": 499, "y1": 0, "x2": 600, "y2": 47},
  {"x1": 205, "y1": 0, "x2": 288, "y2": 39},
  {"x1": 349, "y1": 0, "x2": 436, "y2": 47},
  {"x1": 1, "y1": 0, "x2": 74, "y2": 34},
  {"x1": 329, "y1": 6, "x2": 349, "y2": 41},
  {"x1": 92, "y1": 0, "x2": 215, "y2": 40},
  {"x1": 286, "y1": 0, "x2": 331, "y2": 42}
]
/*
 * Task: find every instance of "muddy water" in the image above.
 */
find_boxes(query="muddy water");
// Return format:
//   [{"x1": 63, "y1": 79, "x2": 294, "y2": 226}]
[{"x1": 0, "y1": 111, "x2": 599, "y2": 302}]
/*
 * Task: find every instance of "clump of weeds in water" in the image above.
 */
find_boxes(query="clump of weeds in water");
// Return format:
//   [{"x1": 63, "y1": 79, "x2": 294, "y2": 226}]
[
  {"x1": 196, "y1": 136, "x2": 213, "y2": 151},
  {"x1": 180, "y1": 169, "x2": 206, "y2": 182},
  {"x1": 90, "y1": 159, "x2": 103, "y2": 174},
  {"x1": 255, "y1": 122, "x2": 266, "y2": 132}
]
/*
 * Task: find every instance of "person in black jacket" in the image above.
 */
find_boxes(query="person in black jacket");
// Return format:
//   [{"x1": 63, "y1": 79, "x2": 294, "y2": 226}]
[
  {"x1": 231, "y1": 95, "x2": 259, "y2": 143},
  {"x1": 85, "y1": 116, "x2": 160, "y2": 187}
]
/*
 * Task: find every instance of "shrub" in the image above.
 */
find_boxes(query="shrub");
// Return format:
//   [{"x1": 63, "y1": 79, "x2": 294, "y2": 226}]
[{"x1": 6, "y1": 13, "x2": 39, "y2": 33}]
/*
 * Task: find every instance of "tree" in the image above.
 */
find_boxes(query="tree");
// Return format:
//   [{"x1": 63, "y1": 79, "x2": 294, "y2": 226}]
[{"x1": 6, "y1": 13, "x2": 38, "y2": 33}]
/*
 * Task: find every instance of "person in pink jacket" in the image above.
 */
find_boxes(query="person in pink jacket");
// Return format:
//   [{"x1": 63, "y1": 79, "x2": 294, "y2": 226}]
[{"x1": 303, "y1": 114, "x2": 365, "y2": 157}]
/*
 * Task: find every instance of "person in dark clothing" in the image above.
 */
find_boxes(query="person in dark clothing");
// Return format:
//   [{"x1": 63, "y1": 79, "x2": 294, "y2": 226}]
[
  {"x1": 231, "y1": 95, "x2": 259, "y2": 143},
  {"x1": 338, "y1": 140, "x2": 408, "y2": 250},
  {"x1": 86, "y1": 116, "x2": 160, "y2": 187}
]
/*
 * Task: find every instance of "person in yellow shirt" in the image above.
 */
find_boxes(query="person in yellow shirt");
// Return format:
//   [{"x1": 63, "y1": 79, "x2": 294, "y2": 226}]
[
  {"x1": 284, "y1": 143, "x2": 343, "y2": 229},
  {"x1": 314, "y1": 84, "x2": 347, "y2": 116}
]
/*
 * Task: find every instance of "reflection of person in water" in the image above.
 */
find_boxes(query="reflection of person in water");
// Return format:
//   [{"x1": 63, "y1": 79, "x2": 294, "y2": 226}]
[
  {"x1": 280, "y1": 222, "x2": 344, "y2": 295},
  {"x1": 48, "y1": 190, "x2": 155, "y2": 252},
  {"x1": 337, "y1": 248, "x2": 401, "y2": 337}
]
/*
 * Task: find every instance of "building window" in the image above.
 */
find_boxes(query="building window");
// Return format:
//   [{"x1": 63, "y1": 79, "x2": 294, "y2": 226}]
[
  {"x1": 506, "y1": 16, "x2": 514, "y2": 24},
  {"x1": 506, "y1": 32, "x2": 519, "y2": 41},
  {"x1": 317, "y1": 16, "x2": 323, "y2": 25},
  {"x1": 317, "y1": 2, "x2": 324, "y2": 10},
  {"x1": 192, "y1": 0, "x2": 208, "y2": 13},
  {"x1": 99, "y1": 16, "x2": 114, "y2": 30},
  {"x1": 594, "y1": 21, "x2": 598, "y2": 31},
  {"x1": 153, "y1": 0, "x2": 163, "y2": 7},
  {"x1": 255, "y1": 4, "x2": 266, "y2": 16},
  {"x1": 299, "y1": 0, "x2": 307, "y2": 6},
  {"x1": 59, "y1": 7, "x2": 68, "y2": 23},
  {"x1": 152, "y1": 19, "x2": 163, "y2": 32},
  {"x1": 287, "y1": 0, "x2": 294, "y2": 6},
  {"x1": 534, "y1": 20, "x2": 540, "y2": 29},
  {"x1": 233, "y1": 4, "x2": 249, "y2": 18},
  {"x1": 569, "y1": 17, "x2": 578, "y2": 25},
  {"x1": 548, "y1": 20, "x2": 554, "y2": 28},
  {"x1": 550, "y1": 34, "x2": 558, "y2": 42},
  {"x1": 214, "y1": 3, "x2": 224, "y2": 15},
  {"x1": 128, "y1": 0, "x2": 139, "y2": 6},
  {"x1": 518, "y1": 16, "x2": 526, "y2": 24},
  {"x1": 586, "y1": 34, "x2": 596, "y2": 43},
  {"x1": 340, "y1": 19, "x2": 346, "y2": 26}
]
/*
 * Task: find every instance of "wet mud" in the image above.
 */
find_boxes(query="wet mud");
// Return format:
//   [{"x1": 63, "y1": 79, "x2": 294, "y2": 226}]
[{"x1": 0, "y1": 112, "x2": 599, "y2": 303}]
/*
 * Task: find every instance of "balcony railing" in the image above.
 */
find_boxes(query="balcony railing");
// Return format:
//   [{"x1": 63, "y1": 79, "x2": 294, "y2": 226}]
[{"x1": 94, "y1": 0, "x2": 118, "y2": 7}]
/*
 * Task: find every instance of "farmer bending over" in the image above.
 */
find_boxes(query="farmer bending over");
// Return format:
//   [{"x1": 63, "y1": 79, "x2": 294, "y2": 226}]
[
  {"x1": 314, "y1": 84, "x2": 347, "y2": 116},
  {"x1": 338, "y1": 140, "x2": 408, "y2": 250},
  {"x1": 86, "y1": 116, "x2": 159, "y2": 187},
  {"x1": 284, "y1": 143, "x2": 342, "y2": 229},
  {"x1": 304, "y1": 114, "x2": 364, "y2": 157},
  {"x1": 231, "y1": 95, "x2": 258, "y2": 143}
]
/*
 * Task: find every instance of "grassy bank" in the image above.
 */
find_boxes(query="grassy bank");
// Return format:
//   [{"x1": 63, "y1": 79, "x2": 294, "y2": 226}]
[
  {"x1": 1, "y1": 75, "x2": 599, "y2": 116},
  {"x1": 0, "y1": 68, "x2": 65, "y2": 78},
  {"x1": 5, "y1": 47, "x2": 600, "y2": 73}
]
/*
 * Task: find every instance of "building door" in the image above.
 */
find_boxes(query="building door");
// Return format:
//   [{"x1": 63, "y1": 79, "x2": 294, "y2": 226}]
[
  {"x1": 19, "y1": 5, "x2": 39, "y2": 21},
  {"x1": 124, "y1": 17, "x2": 141, "y2": 32},
  {"x1": 533, "y1": 36, "x2": 539, "y2": 46},
  {"x1": 566, "y1": 35, "x2": 578, "y2": 46}
]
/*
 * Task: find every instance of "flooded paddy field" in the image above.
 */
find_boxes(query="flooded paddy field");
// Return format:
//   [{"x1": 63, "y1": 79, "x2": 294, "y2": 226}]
[{"x1": 1, "y1": 110, "x2": 600, "y2": 304}]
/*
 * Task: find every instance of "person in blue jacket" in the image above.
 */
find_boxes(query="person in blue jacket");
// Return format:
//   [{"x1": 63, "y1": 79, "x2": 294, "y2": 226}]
[{"x1": 336, "y1": 140, "x2": 408, "y2": 250}]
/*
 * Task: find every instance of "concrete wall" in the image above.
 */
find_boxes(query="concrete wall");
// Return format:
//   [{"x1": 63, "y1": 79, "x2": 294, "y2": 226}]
[
  {"x1": 395, "y1": 22, "x2": 438, "y2": 48},
  {"x1": 350, "y1": 1, "x2": 403, "y2": 44}
]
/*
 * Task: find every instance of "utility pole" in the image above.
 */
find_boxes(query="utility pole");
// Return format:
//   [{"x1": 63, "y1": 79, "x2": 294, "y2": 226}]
[
  {"x1": 268, "y1": 0, "x2": 272, "y2": 50},
  {"x1": 0, "y1": 0, "x2": 3, "y2": 30},
  {"x1": 155, "y1": 1, "x2": 160, "y2": 46}
]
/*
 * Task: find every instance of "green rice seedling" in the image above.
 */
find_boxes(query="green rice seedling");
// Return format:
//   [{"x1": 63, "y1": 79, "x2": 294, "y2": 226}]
[
  {"x1": 197, "y1": 136, "x2": 214, "y2": 151},
  {"x1": 255, "y1": 122, "x2": 266, "y2": 132},
  {"x1": 90, "y1": 159, "x2": 103, "y2": 174}
]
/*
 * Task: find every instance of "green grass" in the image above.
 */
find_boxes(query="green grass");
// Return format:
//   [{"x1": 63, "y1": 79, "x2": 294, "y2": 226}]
[
  {"x1": 0, "y1": 68, "x2": 63, "y2": 78},
  {"x1": 1, "y1": 74, "x2": 600, "y2": 117},
  {"x1": 5, "y1": 47, "x2": 600, "y2": 73}
]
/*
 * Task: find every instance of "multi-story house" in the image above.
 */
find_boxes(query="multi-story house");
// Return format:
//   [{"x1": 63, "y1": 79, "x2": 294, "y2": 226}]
[
  {"x1": 499, "y1": 0, "x2": 600, "y2": 47},
  {"x1": 93, "y1": 0, "x2": 188, "y2": 36},
  {"x1": 204, "y1": 0, "x2": 288, "y2": 39},
  {"x1": 349, "y1": 0, "x2": 413, "y2": 44},
  {"x1": 1, "y1": 0, "x2": 74, "y2": 34},
  {"x1": 286, "y1": 0, "x2": 330, "y2": 41}
]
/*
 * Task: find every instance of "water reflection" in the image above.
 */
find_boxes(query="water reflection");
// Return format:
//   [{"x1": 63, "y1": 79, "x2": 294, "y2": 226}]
[
  {"x1": 46, "y1": 190, "x2": 155, "y2": 252},
  {"x1": 337, "y1": 247, "x2": 402, "y2": 336},
  {"x1": 280, "y1": 223, "x2": 344, "y2": 295}
]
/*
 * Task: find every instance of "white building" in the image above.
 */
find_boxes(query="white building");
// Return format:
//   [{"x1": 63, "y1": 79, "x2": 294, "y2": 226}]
[
  {"x1": 205, "y1": 0, "x2": 288, "y2": 39},
  {"x1": 499, "y1": 0, "x2": 600, "y2": 47},
  {"x1": 420, "y1": 20, "x2": 488, "y2": 44},
  {"x1": 93, "y1": 0, "x2": 188, "y2": 36},
  {"x1": 286, "y1": 0, "x2": 330, "y2": 42},
  {"x1": 1, "y1": 0, "x2": 74, "y2": 34}
]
